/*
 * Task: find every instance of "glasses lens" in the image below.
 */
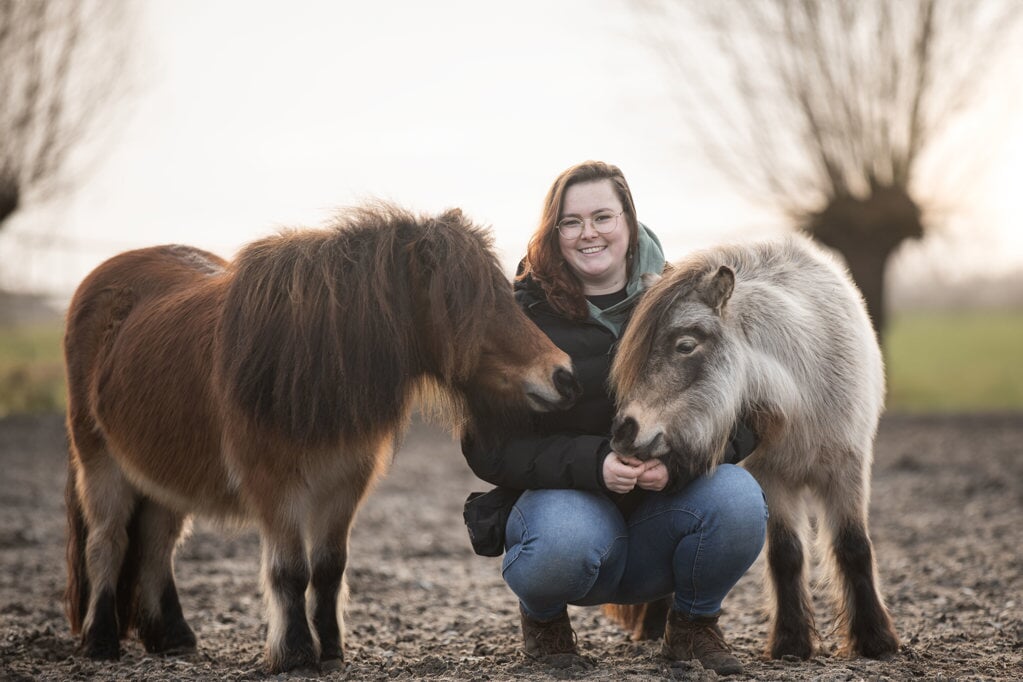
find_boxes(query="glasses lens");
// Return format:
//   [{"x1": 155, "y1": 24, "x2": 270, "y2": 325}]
[
  {"x1": 557, "y1": 218, "x2": 583, "y2": 237},
  {"x1": 592, "y1": 211, "x2": 619, "y2": 233}
]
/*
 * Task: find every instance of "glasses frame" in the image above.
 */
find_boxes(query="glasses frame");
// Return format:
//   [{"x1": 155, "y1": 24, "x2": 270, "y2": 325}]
[{"x1": 555, "y1": 210, "x2": 624, "y2": 239}]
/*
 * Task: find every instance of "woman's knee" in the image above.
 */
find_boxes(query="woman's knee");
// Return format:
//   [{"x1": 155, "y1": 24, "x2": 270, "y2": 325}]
[
  {"x1": 502, "y1": 489, "x2": 626, "y2": 599},
  {"x1": 703, "y1": 464, "x2": 768, "y2": 548},
  {"x1": 679, "y1": 465, "x2": 767, "y2": 550},
  {"x1": 507, "y1": 490, "x2": 624, "y2": 559}
]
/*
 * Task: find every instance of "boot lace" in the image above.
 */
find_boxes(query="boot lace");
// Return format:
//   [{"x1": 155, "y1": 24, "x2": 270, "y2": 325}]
[
  {"x1": 534, "y1": 618, "x2": 578, "y2": 655},
  {"x1": 691, "y1": 620, "x2": 732, "y2": 657}
]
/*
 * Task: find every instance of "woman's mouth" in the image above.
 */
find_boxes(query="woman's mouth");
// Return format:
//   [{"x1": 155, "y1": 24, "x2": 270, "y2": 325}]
[{"x1": 579, "y1": 245, "x2": 606, "y2": 255}]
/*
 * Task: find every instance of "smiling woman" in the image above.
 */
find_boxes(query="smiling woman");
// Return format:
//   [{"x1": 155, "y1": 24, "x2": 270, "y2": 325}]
[
  {"x1": 460, "y1": 161, "x2": 765, "y2": 676},
  {"x1": 557, "y1": 182, "x2": 631, "y2": 295}
]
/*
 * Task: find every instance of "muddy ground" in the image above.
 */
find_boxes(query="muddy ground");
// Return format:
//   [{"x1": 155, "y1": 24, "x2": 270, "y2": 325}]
[{"x1": 1, "y1": 412, "x2": 1021, "y2": 681}]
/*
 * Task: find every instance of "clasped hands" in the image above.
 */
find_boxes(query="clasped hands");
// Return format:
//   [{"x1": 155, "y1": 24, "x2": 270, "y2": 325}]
[{"x1": 602, "y1": 452, "x2": 668, "y2": 494}]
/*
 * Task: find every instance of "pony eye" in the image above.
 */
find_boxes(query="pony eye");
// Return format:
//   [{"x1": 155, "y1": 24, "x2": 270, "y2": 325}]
[{"x1": 675, "y1": 337, "x2": 698, "y2": 354}]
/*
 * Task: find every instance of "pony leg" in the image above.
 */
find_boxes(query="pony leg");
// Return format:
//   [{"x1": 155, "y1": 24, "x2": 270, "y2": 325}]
[
  {"x1": 815, "y1": 464, "x2": 899, "y2": 659},
  {"x1": 260, "y1": 523, "x2": 317, "y2": 673},
  {"x1": 74, "y1": 451, "x2": 137, "y2": 660},
  {"x1": 303, "y1": 442, "x2": 388, "y2": 670},
  {"x1": 131, "y1": 499, "x2": 196, "y2": 655},
  {"x1": 306, "y1": 528, "x2": 351, "y2": 669},
  {"x1": 760, "y1": 477, "x2": 816, "y2": 660}
]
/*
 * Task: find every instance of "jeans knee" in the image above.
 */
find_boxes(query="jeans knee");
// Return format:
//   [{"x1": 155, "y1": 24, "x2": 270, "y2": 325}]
[
  {"x1": 506, "y1": 511, "x2": 621, "y2": 573},
  {"x1": 704, "y1": 465, "x2": 768, "y2": 556},
  {"x1": 502, "y1": 491, "x2": 626, "y2": 609}
]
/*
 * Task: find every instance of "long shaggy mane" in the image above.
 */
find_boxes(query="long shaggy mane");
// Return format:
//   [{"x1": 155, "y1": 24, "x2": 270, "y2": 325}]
[{"x1": 216, "y1": 203, "x2": 504, "y2": 446}]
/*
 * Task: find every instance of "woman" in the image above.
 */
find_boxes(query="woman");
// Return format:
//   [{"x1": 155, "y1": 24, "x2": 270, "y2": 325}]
[{"x1": 461, "y1": 161, "x2": 767, "y2": 676}]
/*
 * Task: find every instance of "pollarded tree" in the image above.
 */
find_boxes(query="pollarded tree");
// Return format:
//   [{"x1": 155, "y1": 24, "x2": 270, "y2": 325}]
[
  {"x1": 0, "y1": 0, "x2": 132, "y2": 232},
  {"x1": 636, "y1": 0, "x2": 1021, "y2": 337}
]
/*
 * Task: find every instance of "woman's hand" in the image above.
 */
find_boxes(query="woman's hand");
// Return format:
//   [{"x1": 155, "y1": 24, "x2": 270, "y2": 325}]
[
  {"x1": 604, "y1": 454, "x2": 669, "y2": 493},
  {"x1": 635, "y1": 458, "x2": 668, "y2": 491},
  {"x1": 603, "y1": 453, "x2": 642, "y2": 494}
]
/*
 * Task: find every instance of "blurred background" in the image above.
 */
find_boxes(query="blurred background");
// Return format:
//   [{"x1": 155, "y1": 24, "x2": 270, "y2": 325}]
[{"x1": 1, "y1": 0, "x2": 1021, "y2": 416}]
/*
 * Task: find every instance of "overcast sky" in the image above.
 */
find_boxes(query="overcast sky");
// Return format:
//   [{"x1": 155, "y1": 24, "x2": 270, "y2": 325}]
[{"x1": 2, "y1": 0, "x2": 1021, "y2": 299}]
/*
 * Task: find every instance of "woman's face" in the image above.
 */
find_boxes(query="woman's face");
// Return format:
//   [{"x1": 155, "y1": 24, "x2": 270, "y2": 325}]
[{"x1": 557, "y1": 179, "x2": 630, "y2": 295}]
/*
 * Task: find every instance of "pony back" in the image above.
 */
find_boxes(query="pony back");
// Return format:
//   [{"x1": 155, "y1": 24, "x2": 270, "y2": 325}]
[{"x1": 216, "y1": 204, "x2": 505, "y2": 446}]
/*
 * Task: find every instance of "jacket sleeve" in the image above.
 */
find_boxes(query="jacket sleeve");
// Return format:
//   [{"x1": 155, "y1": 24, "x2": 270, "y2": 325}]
[{"x1": 461, "y1": 428, "x2": 611, "y2": 493}]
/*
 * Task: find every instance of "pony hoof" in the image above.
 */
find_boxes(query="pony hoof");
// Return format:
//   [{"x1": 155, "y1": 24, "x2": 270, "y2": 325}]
[
  {"x1": 857, "y1": 635, "x2": 900, "y2": 660},
  {"x1": 769, "y1": 637, "x2": 814, "y2": 661},
  {"x1": 320, "y1": 658, "x2": 345, "y2": 672},
  {"x1": 142, "y1": 627, "x2": 197, "y2": 656},
  {"x1": 266, "y1": 651, "x2": 320, "y2": 675},
  {"x1": 81, "y1": 639, "x2": 121, "y2": 661}
]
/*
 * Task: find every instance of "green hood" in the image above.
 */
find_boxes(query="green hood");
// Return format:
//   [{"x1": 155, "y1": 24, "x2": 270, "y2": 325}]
[{"x1": 586, "y1": 222, "x2": 665, "y2": 337}]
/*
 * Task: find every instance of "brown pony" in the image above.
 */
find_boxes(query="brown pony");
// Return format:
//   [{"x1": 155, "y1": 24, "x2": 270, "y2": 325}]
[{"x1": 63, "y1": 204, "x2": 580, "y2": 673}]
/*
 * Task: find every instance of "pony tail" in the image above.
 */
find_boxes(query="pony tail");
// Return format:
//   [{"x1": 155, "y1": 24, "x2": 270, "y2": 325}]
[
  {"x1": 64, "y1": 451, "x2": 144, "y2": 638},
  {"x1": 601, "y1": 598, "x2": 671, "y2": 641},
  {"x1": 64, "y1": 456, "x2": 89, "y2": 634}
]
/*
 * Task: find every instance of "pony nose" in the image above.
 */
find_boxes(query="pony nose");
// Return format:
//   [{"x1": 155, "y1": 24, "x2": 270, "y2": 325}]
[
  {"x1": 611, "y1": 414, "x2": 638, "y2": 450},
  {"x1": 554, "y1": 367, "x2": 582, "y2": 405}
]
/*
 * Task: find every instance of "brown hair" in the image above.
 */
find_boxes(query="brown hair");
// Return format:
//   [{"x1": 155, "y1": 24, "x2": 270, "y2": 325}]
[{"x1": 518, "y1": 161, "x2": 640, "y2": 320}]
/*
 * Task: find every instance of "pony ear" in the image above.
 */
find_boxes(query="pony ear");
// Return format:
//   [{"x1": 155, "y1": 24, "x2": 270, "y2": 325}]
[
  {"x1": 703, "y1": 265, "x2": 734, "y2": 314},
  {"x1": 641, "y1": 272, "x2": 662, "y2": 289},
  {"x1": 438, "y1": 207, "x2": 464, "y2": 224}
]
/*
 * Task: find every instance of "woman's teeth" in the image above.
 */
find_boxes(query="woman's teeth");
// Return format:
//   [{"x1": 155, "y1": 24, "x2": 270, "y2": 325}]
[{"x1": 580, "y1": 246, "x2": 605, "y2": 254}]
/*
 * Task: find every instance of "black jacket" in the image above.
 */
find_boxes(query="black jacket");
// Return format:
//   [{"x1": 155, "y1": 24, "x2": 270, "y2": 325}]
[{"x1": 461, "y1": 274, "x2": 756, "y2": 556}]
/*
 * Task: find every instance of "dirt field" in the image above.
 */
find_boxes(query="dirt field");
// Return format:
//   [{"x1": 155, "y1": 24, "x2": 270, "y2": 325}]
[{"x1": 1, "y1": 411, "x2": 1021, "y2": 681}]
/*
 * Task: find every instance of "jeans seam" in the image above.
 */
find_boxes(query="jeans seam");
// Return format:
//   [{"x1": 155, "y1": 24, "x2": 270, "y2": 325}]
[
  {"x1": 501, "y1": 505, "x2": 527, "y2": 577},
  {"x1": 627, "y1": 507, "x2": 703, "y2": 531},
  {"x1": 601, "y1": 533, "x2": 629, "y2": 563},
  {"x1": 685, "y1": 525, "x2": 707, "y2": 618}
]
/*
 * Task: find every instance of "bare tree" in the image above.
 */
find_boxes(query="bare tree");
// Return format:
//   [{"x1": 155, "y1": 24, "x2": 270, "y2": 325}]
[
  {"x1": 636, "y1": 0, "x2": 1022, "y2": 337},
  {"x1": 0, "y1": 0, "x2": 132, "y2": 233}
]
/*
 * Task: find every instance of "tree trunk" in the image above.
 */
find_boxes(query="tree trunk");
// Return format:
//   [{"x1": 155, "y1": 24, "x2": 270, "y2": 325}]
[
  {"x1": 834, "y1": 244, "x2": 891, "y2": 338},
  {"x1": 804, "y1": 184, "x2": 923, "y2": 342},
  {"x1": 0, "y1": 177, "x2": 18, "y2": 229}
]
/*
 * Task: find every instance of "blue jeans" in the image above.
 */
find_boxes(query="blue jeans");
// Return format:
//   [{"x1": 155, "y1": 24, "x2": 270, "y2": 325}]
[{"x1": 503, "y1": 464, "x2": 768, "y2": 621}]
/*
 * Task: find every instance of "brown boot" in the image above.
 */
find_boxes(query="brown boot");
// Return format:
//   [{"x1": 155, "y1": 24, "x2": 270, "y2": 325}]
[
  {"x1": 662, "y1": 609, "x2": 743, "y2": 676},
  {"x1": 519, "y1": 605, "x2": 581, "y2": 667}
]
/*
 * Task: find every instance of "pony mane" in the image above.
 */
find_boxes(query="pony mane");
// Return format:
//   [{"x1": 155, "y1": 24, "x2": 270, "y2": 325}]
[
  {"x1": 216, "y1": 202, "x2": 503, "y2": 446},
  {"x1": 613, "y1": 252, "x2": 718, "y2": 398},
  {"x1": 614, "y1": 239, "x2": 793, "y2": 399}
]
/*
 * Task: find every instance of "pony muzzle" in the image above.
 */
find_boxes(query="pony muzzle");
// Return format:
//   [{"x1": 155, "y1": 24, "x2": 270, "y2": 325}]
[
  {"x1": 525, "y1": 365, "x2": 580, "y2": 412},
  {"x1": 611, "y1": 411, "x2": 668, "y2": 461},
  {"x1": 554, "y1": 366, "x2": 582, "y2": 404}
]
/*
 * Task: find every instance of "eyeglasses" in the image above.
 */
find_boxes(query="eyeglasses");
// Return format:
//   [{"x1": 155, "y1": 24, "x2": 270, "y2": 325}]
[{"x1": 555, "y1": 210, "x2": 623, "y2": 239}]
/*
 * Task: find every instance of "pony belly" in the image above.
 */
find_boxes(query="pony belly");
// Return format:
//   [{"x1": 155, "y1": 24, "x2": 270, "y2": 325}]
[{"x1": 107, "y1": 440, "x2": 245, "y2": 519}]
